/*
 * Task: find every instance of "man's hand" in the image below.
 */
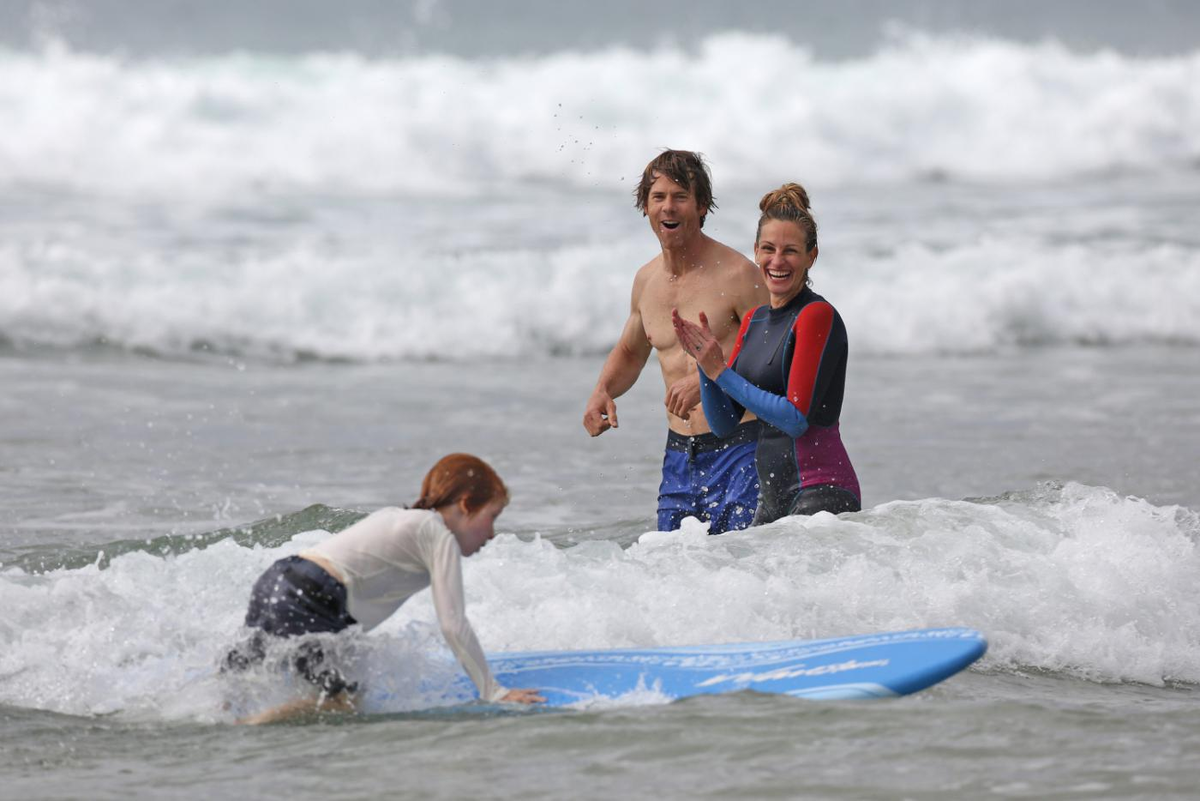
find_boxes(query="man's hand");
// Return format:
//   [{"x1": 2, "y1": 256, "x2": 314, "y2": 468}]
[
  {"x1": 583, "y1": 390, "x2": 619, "y2": 436},
  {"x1": 665, "y1": 372, "x2": 701, "y2": 419}
]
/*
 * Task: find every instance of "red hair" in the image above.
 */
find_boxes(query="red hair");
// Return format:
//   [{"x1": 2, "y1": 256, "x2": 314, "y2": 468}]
[{"x1": 411, "y1": 454, "x2": 508, "y2": 514}]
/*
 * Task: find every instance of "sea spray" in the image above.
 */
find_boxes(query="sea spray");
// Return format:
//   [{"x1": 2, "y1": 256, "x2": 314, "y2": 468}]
[{"x1": 2, "y1": 482, "x2": 1195, "y2": 722}]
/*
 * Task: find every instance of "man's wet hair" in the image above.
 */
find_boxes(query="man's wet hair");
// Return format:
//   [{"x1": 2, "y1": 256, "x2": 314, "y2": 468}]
[{"x1": 634, "y1": 150, "x2": 717, "y2": 228}]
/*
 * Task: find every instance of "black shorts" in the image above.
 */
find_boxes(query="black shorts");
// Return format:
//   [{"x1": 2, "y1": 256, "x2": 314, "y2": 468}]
[{"x1": 223, "y1": 556, "x2": 359, "y2": 695}]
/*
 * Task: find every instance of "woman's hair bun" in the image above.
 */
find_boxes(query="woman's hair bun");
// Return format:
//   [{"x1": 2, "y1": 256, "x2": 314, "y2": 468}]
[{"x1": 759, "y1": 182, "x2": 811, "y2": 213}]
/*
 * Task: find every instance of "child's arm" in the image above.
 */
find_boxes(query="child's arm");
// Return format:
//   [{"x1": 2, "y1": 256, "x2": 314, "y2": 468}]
[{"x1": 428, "y1": 535, "x2": 509, "y2": 702}]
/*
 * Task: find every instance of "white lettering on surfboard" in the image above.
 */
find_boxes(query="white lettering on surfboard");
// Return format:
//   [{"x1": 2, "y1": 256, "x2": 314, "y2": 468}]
[{"x1": 695, "y1": 658, "x2": 890, "y2": 688}]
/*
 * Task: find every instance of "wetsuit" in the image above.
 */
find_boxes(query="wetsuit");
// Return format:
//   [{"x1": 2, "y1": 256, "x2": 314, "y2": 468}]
[{"x1": 699, "y1": 287, "x2": 860, "y2": 524}]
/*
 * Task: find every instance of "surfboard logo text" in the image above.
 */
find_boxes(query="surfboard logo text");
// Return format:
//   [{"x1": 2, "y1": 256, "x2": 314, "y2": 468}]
[{"x1": 696, "y1": 658, "x2": 890, "y2": 688}]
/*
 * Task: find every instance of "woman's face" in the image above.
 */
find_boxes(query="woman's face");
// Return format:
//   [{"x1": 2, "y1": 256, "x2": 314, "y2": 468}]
[{"x1": 754, "y1": 219, "x2": 817, "y2": 306}]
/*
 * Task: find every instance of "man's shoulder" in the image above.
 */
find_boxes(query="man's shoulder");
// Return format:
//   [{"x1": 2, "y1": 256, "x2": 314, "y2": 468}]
[
  {"x1": 705, "y1": 238, "x2": 757, "y2": 273},
  {"x1": 631, "y1": 253, "x2": 665, "y2": 294},
  {"x1": 634, "y1": 253, "x2": 664, "y2": 277},
  {"x1": 694, "y1": 239, "x2": 759, "y2": 300}
]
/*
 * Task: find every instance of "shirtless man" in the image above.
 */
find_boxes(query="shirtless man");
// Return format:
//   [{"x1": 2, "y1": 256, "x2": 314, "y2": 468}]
[{"x1": 583, "y1": 150, "x2": 768, "y2": 534}]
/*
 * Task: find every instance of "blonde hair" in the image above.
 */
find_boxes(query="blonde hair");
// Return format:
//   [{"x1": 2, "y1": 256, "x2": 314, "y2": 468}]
[{"x1": 411, "y1": 454, "x2": 508, "y2": 514}]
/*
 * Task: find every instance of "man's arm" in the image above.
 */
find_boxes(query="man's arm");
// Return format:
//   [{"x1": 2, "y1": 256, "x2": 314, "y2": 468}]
[
  {"x1": 583, "y1": 280, "x2": 652, "y2": 436},
  {"x1": 734, "y1": 257, "x2": 770, "y2": 319}
]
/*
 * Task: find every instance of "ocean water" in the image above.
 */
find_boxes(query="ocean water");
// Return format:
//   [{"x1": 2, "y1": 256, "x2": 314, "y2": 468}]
[{"x1": 2, "y1": 3, "x2": 1200, "y2": 798}]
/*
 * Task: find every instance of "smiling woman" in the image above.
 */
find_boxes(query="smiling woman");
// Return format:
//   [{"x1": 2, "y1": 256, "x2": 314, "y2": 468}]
[{"x1": 673, "y1": 183, "x2": 862, "y2": 525}]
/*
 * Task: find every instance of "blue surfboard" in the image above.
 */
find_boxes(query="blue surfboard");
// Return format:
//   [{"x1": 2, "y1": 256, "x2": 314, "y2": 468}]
[{"x1": 456, "y1": 627, "x2": 986, "y2": 707}]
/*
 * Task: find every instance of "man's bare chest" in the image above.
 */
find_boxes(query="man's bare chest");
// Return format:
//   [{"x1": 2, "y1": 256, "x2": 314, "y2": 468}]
[{"x1": 640, "y1": 276, "x2": 738, "y2": 350}]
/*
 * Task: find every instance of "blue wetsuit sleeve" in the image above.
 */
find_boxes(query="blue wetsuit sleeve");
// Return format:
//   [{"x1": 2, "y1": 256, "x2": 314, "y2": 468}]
[
  {"x1": 699, "y1": 371, "x2": 744, "y2": 438},
  {"x1": 714, "y1": 368, "x2": 809, "y2": 438}
]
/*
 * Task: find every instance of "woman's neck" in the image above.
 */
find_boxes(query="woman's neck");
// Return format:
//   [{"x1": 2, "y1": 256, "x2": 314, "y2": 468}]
[{"x1": 769, "y1": 286, "x2": 805, "y2": 309}]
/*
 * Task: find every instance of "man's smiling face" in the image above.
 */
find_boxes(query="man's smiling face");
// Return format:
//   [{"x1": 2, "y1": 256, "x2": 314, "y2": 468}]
[{"x1": 646, "y1": 172, "x2": 706, "y2": 248}]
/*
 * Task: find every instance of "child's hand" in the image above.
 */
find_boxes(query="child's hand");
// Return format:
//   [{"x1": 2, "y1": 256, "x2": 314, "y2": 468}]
[{"x1": 500, "y1": 688, "x2": 546, "y2": 704}]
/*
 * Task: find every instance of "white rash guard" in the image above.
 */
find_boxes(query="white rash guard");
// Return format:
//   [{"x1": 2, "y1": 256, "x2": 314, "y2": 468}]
[{"x1": 299, "y1": 507, "x2": 506, "y2": 702}]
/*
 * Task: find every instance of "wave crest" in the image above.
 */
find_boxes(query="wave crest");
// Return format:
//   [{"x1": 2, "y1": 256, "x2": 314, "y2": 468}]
[{"x1": 1, "y1": 32, "x2": 1198, "y2": 197}]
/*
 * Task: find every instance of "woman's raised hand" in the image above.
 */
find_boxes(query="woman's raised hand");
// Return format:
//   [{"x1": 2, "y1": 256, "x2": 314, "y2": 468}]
[{"x1": 672, "y1": 309, "x2": 727, "y2": 381}]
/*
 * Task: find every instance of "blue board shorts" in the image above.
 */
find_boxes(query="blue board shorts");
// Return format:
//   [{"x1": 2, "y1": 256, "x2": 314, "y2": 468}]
[{"x1": 657, "y1": 420, "x2": 760, "y2": 535}]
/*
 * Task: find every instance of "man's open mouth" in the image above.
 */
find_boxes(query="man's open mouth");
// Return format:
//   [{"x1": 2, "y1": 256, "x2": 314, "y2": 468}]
[{"x1": 661, "y1": 221, "x2": 680, "y2": 230}]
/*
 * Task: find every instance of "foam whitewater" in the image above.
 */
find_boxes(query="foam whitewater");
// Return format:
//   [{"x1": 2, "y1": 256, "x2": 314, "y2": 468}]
[
  {"x1": 1, "y1": 32, "x2": 1199, "y2": 362},
  {"x1": 3, "y1": 215, "x2": 1200, "y2": 362},
  {"x1": 1, "y1": 32, "x2": 1198, "y2": 195},
  {"x1": 1, "y1": 482, "x2": 1196, "y2": 722}
]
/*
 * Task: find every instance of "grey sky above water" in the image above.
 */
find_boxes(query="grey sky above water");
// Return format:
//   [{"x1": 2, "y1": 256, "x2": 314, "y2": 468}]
[{"x1": 1, "y1": 0, "x2": 1197, "y2": 58}]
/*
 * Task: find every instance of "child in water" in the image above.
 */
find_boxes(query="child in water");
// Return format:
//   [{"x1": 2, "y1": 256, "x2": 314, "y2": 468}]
[{"x1": 223, "y1": 453, "x2": 543, "y2": 723}]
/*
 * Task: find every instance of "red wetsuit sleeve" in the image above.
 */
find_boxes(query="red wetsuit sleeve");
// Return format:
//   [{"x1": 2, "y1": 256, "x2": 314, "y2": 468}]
[
  {"x1": 786, "y1": 301, "x2": 835, "y2": 415},
  {"x1": 727, "y1": 305, "x2": 760, "y2": 366}
]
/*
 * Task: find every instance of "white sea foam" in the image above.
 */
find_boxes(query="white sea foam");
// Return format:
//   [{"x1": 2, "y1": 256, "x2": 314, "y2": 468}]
[
  {"x1": 0, "y1": 33, "x2": 1198, "y2": 198},
  {"x1": 4, "y1": 223, "x2": 1198, "y2": 360},
  {"x1": 2, "y1": 31, "x2": 1198, "y2": 360},
  {"x1": 825, "y1": 238, "x2": 1200, "y2": 354},
  {"x1": 0, "y1": 231, "x2": 643, "y2": 359},
  {"x1": 1, "y1": 482, "x2": 1195, "y2": 721}
]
